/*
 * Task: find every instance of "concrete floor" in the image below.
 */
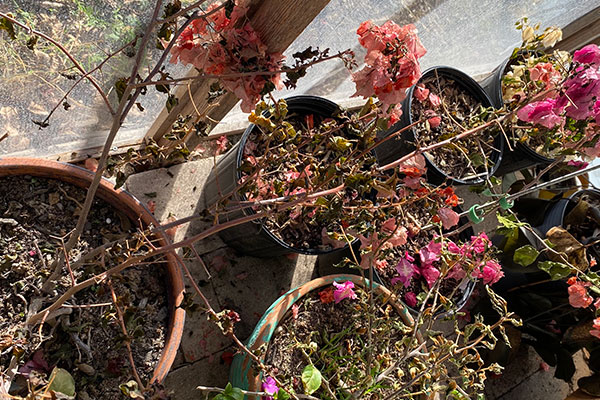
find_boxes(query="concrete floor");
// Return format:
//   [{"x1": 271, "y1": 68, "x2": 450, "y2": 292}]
[{"x1": 123, "y1": 158, "x2": 590, "y2": 400}]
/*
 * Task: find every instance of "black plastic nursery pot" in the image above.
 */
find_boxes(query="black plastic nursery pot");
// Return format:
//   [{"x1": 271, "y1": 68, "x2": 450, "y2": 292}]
[
  {"x1": 478, "y1": 56, "x2": 554, "y2": 176},
  {"x1": 375, "y1": 66, "x2": 504, "y2": 186},
  {"x1": 203, "y1": 95, "x2": 354, "y2": 258},
  {"x1": 372, "y1": 208, "x2": 477, "y2": 316}
]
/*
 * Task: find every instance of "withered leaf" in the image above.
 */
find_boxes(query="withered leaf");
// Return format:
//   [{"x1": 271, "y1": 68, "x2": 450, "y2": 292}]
[{"x1": 546, "y1": 226, "x2": 589, "y2": 271}]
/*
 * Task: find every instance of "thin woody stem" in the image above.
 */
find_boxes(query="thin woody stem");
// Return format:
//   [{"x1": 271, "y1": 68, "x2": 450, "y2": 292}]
[{"x1": 0, "y1": 12, "x2": 115, "y2": 116}]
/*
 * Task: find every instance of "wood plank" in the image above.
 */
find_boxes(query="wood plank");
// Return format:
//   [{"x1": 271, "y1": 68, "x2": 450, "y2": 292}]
[
  {"x1": 144, "y1": 0, "x2": 330, "y2": 149},
  {"x1": 556, "y1": 6, "x2": 600, "y2": 52}
]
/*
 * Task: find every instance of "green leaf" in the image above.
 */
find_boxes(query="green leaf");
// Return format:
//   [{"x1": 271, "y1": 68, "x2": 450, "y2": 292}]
[
  {"x1": 48, "y1": 367, "x2": 76, "y2": 397},
  {"x1": 0, "y1": 16, "x2": 16, "y2": 40},
  {"x1": 277, "y1": 389, "x2": 291, "y2": 400},
  {"x1": 301, "y1": 365, "x2": 322, "y2": 395},
  {"x1": 537, "y1": 261, "x2": 571, "y2": 280},
  {"x1": 513, "y1": 245, "x2": 540, "y2": 267},
  {"x1": 213, "y1": 383, "x2": 244, "y2": 400}
]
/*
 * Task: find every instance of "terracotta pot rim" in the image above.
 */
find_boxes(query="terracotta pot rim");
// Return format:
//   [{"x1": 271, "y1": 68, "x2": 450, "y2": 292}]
[{"x1": 0, "y1": 157, "x2": 185, "y2": 384}]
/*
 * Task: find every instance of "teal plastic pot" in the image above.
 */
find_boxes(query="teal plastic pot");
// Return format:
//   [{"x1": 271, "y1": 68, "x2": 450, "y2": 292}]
[{"x1": 229, "y1": 274, "x2": 416, "y2": 396}]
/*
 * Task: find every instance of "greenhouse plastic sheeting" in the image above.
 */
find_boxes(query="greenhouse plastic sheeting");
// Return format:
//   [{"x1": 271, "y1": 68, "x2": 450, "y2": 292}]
[{"x1": 0, "y1": 0, "x2": 598, "y2": 159}]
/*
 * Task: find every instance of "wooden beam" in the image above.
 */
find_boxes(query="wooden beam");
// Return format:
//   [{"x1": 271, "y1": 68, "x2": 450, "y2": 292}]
[
  {"x1": 556, "y1": 6, "x2": 600, "y2": 52},
  {"x1": 144, "y1": 0, "x2": 330, "y2": 149}
]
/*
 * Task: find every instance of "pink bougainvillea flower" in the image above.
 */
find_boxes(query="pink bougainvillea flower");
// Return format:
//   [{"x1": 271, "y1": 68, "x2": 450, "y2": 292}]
[
  {"x1": 414, "y1": 84, "x2": 430, "y2": 102},
  {"x1": 555, "y1": 67, "x2": 600, "y2": 121},
  {"x1": 169, "y1": 3, "x2": 284, "y2": 113},
  {"x1": 333, "y1": 281, "x2": 358, "y2": 304},
  {"x1": 375, "y1": 259, "x2": 389, "y2": 271},
  {"x1": 568, "y1": 282, "x2": 594, "y2": 308},
  {"x1": 573, "y1": 44, "x2": 600, "y2": 65},
  {"x1": 529, "y1": 62, "x2": 562, "y2": 88},
  {"x1": 472, "y1": 260, "x2": 504, "y2": 285},
  {"x1": 437, "y1": 207, "x2": 460, "y2": 229},
  {"x1": 428, "y1": 115, "x2": 442, "y2": 129},
  {"x1": 398, "y1": 154, "x2": 427, "y2": 178},
  {"x1": 262, "y1": 376, "x2": 279, "y2": 400},
  {"x1": 381, "y1": 218, "x2": 408, "y2": 247},
  {"x1": 215, "y1": 135, "x2": 229, "y2": 155},
  {"x1": 591, "y1": 318, "x2": 600, "y2": 340},
  {"x1": 517, "y1": 98, "x2": 564, "y2": 129},
  {"x1": 594, "y1": 99, "x2": 600, "y2": 125},
  {"x1": 419, "y1": 240, "x2": 442, "y2": 266},
  {"x1": 421, "y1": 265, "x2": 441, "y2": 288},
  {"x1": 292, "y1": 304, "x2": 299, "y2": 320},
  {"x1": 404, "y1": 292, "x2": 418, "y2": 307},
  {"x1": 428, "y1": 93, "x2": 441, "y2": 108},
  {"x1": 352, "y1": 20, "x2": 426, "y2": 120},
  {"x1": 395, "y1": 252, "x2": 418, "y2": 288}
]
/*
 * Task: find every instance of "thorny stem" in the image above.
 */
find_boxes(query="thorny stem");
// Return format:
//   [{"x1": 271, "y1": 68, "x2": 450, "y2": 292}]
[
  {"x1": 0, "y1": 12, "x2": 116, "y2": 116},
  {"x1": 132, "y1": 50, "x2": 354, "y2": 88}
]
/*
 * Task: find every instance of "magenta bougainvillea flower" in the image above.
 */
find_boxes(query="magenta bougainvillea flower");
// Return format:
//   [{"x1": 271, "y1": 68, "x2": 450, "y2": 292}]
[
  {"x1": 394, "y1": 252, "x2": 418, "y2": 287},
  {"x1": 333, "y1": 281, "x2": 358, "y2": 304},
  {"x1": 419, "y1": 240, "x2": 442, "y2": 266},
  {"x1": 573, "y1": 44, "x2": 600, "y2": 65},
  {"x1": 262, "y1": 376, "x2": 279, "y2": 399},
  {"x1": 516, "y1": 98, "x2": 564, "y2": 129},
  {"x1": 471, "y1": 260, "x2": 504, "y2": 285},
  {"x1": 404, "y1": 292, "x2": 417, "y2": 307}
]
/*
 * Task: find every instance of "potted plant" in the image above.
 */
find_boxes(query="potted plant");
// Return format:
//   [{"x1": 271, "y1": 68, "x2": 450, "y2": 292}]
[
  {"x1": 203, "y1": 95, "x2": 379, "y2": 257},
  {"x1": 222, "y1": 274, "x2": 517, "y2": 400},
  {"x1": 0, "y1": 158, "x2": 185, "y2": 399},
  {"x1": 374, "y1": 66, "x2": 505, "y2": 185},
  {"x1": 482, "y1": 22, "x2": 600, "y2": 176}
]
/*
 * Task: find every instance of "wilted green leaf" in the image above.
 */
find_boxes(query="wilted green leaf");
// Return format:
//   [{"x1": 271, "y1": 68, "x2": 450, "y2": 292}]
[
  {"x1": 48, "y1": 367, "x2": 75, "y2": 397},
  {"x1": 166, "y1": 94, "x2": 179, "y2": 112},
  {"x1": 0, "y1": 16, "x2": 16, "y2": 40},
  {"x1": 513, "y1": 245, "x2": 539, "y2": 267},
  {"x1": 119, "y1": 380, "x2": 143, "y2": 399},
  {"x1": 538, "y1": 261, "x2": 571, "y2": 280},
  {"x1": 301, "y1": 365, "x2": 322, "y2": 395}
]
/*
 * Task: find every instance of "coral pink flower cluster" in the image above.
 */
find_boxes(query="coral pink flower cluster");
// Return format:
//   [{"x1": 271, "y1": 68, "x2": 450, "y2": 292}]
[
  {"x1": 352, "y1": 20, "x2": 427, "y2": 125},
  {"x1": 169, "y1": 2, "x2": 284, "y2": 112},
  {"x1": 517, "y1": 44, "x2": 600, "y2": 156}
]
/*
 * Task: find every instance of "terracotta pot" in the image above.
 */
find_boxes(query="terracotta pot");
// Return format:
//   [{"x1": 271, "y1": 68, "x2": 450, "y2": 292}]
[
  {"x1": 229, "y1": 274, "x2": 417, "y2": 394},
  {"x1": 0, "y1": 157, "x2": 185, "y2": 383}
]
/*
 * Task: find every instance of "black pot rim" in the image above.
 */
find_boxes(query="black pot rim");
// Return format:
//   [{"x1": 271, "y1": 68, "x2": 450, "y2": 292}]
[
  {"x1": 233, "y1": 95, "x2": 355, "y2": 255},
  {"x1": 402, "y1": 66, "x2": 505, "y2": 185},
  {"x1": 496, "y1": 55, "x2": 556, "y2": 164}
]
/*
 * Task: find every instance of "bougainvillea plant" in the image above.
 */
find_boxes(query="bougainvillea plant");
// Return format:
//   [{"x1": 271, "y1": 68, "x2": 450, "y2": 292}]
[
  {"x1": 351, "y1": 20, "x2": 427, "y2": 126},
  {"x1": 501, "y1": 20, "x2": 600, "y2": 161}
]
